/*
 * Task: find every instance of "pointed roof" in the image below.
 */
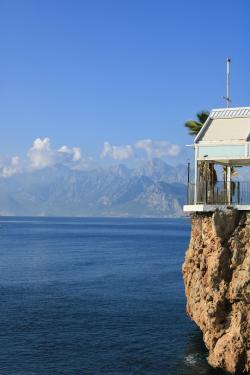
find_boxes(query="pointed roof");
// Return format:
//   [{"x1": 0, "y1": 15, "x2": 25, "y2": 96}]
[{"x1": 195, "y1": 107, "x2": 250, "y2": 143}]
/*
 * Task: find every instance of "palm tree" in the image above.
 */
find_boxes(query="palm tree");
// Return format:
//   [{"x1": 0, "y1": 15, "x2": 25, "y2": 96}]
[
  {"x1": 185, "y1": 110, "x2": 237, "y2": 203},
  {"x1": 185, "y1": 110, "x2": 209, "y2": 136},
  {"x1": 185, "y1": 110, "x2": 216, "y2": 202}
]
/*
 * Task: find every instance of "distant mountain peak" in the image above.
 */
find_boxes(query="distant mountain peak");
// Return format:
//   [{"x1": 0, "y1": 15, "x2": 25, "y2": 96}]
[
  {"x1": 108, "y1": 164, "x2": 131, "y2": 178},
  {"x1": 0, "y1": 159, "x2": 187, "y2": 217}
]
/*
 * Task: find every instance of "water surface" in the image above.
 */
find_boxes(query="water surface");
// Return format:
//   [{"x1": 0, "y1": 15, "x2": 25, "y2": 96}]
[{"x1": 0, "y1": 217, "x2": 226, "y2": 374}]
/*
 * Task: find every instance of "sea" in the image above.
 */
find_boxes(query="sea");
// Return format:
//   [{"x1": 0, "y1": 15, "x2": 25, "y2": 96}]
[{"x1": 0, "y1": 217, "x2": 226, "y2": 375}]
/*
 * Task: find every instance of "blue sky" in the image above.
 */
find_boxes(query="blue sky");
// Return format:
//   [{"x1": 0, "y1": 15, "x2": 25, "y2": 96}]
[{"x1": 0, "y1": 0, "x2": 250, "y2": 168}]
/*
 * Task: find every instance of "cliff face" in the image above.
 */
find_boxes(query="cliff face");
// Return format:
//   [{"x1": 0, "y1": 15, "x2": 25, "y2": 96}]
[{"x1": 183, "y1": 210, "x2": 250, "y2": 373}]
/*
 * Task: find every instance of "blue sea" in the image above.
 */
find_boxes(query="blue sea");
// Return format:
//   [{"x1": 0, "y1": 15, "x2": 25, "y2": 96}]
[{"x1": 0, "y1": 217, "x2": 225, "y2": 375}]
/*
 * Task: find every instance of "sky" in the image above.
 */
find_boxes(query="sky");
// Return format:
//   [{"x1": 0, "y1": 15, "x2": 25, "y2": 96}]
[{"x1": 0, "y1": 0, "x2": 250, "y2": 172}]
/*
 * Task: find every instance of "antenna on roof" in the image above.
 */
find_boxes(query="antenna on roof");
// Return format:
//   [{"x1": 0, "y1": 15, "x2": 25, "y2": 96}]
[{"x1": 223, "y1": 58, "x2": 231, "y2": 108}]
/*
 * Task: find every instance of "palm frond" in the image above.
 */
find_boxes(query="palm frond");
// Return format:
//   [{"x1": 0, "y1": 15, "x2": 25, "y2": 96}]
[
  {"x1": 196, "y1": 111, "x2": 209, "y2": 125},
  {"x1": 184, "y1": 110, "x2": 209, "y2": 136},
  {"x1": 184, "y1": 120, "x2": 202, "y2": 135}
]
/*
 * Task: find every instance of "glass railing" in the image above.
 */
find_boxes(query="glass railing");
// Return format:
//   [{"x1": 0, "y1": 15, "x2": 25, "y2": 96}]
[{"x1": 187, "y1": 181, "x2": 250, "y2": 205}]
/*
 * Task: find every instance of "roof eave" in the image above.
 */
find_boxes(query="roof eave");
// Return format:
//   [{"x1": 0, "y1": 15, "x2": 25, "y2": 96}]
[{"x1": 194, "y1": 115, "x2": 212, "y2": 144}]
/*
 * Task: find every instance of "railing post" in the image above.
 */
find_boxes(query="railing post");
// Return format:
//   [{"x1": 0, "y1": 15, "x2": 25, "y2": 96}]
[
  {"x1": 237, "y1": 181, "x2": 240, "y2": 204},
  {"x1": 187, "y1": 162, "x2": 190, "y2": 204},
  {"x1": 227, "y1": 165, "x2": 231, "y2": 204},
  {"x1": 194, "y1": 148, "x2": 198, "y2": 204}
]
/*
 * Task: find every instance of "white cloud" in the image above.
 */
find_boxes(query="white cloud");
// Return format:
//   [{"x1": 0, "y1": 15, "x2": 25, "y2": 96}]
[
  {"x1": 0, "y1": 136, "x2": 182, "y2": 178},
  {"x1": 0, "y1": 137, "x2": 92, "y2": 178},
  {"x1": 58, "y1": 145, "x2": 71, "y2": 154},
  {"x1": 26, "y1": 138, "x2": 88, "y2": 171},
  {"x1": 28, "y1": 137, "x2": 54, "y2": 169},
  {"x1": 135, "y1": 139, "x2": 181, "y2": 158},
  {"x1": 2, "y1": 156, "x2": 22, "y2": 177},
  {"x1": 72, "y1": 147, "x2": 81, "y2": 161},
  {"x1": 58, "y1": 145, "x2": 82, "y2": 162},
  {"x1": 100, "y1": 142, "x2": 134, "y2": 160},
  {"x1": 100, "y1": 139, "x2": 181, "y2": 161}
]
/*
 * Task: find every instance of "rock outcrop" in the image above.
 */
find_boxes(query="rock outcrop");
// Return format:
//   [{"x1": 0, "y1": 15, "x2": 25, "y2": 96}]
[{"x1": 183, "y1": 209, "x2": 250, "y2": 373}]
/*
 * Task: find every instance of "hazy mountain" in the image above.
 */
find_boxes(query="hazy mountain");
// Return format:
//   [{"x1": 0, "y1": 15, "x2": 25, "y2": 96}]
[
  {"x1": 133, "y1": 158, "x2": 188, "y2": 184},
  {"x1": 0, "y1": 159, "x2": 188, "y2": 217}
]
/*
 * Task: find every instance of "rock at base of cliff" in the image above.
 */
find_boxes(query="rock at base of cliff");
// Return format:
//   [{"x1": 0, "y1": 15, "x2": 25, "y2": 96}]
[{"x1": 183, "y1": 209, "x2": 250, "y2": 374}]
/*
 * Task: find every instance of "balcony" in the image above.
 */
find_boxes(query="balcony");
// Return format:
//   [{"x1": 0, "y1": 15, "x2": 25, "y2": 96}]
[{"x1": 184, "y1": 181, "x2": 250, "y2": 212}]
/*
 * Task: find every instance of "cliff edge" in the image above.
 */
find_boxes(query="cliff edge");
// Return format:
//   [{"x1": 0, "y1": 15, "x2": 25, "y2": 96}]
[{"x1": 183, "y1": 210, "x2": 250, "y2": 373}]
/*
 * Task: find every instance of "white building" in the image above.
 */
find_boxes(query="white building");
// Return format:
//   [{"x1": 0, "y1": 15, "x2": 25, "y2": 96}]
[{"x1": 184, "y1": 107, "x2": 250, "y2": 212}]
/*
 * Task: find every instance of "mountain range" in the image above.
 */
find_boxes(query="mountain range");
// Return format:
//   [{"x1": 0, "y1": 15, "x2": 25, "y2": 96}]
[{"x1": 0, "y1": 158, "x2": 189, "y2": 217}]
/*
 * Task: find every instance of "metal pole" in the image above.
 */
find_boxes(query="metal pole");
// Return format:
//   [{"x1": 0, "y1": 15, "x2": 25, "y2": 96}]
[
  {"x1": 194, "y1": 147, "x2": 198, "y2": 204},
  {"x1": 226, "y1": 58, "x2": 230, "y2": 108},
  {"x1": 223, "y1": 58, "x2": 231, "y2": 107},
  {"x1": 187, "y1": 162, "x2": 190, "y2": 204},
  {"x1": 205, "y1": 161, "x2": 208, "y2": 204},
  {"x1": 212, "y1": 163, "x2": 214, "y2": 203},
  {"x1": 227, "y1": 165, "x2": 231, "y2": 204}
]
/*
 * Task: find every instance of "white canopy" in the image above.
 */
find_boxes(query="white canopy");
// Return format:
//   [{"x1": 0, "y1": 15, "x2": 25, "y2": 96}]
[{"x1": 195, "y1": 107, "x2": 250, "y2": 144}]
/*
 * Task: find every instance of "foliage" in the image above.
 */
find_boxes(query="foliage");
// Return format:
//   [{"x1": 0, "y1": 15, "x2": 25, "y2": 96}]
[
  {"x1": 185, "y1": 111, "x2": 209, "y2": 136},
  {"x1": 185, "y1": 110, "x2": 217, "y2": 187}
]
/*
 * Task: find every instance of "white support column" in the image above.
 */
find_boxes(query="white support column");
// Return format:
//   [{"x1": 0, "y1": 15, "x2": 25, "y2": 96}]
[
  {"x1": 194, "y1": 147, "x2": 198, "y2": 204},
  {"x1": 227, "y1": 165, "x2": 231, "y2": 204}
]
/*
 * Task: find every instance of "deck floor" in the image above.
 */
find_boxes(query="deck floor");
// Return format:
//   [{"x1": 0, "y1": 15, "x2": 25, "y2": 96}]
[{"x1": 183, "y1": 204, "x2": 250, "y2": 212}]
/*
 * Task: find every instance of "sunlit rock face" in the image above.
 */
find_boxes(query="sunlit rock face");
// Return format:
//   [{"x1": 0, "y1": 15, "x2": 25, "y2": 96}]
[{"x1": 183, "y1": 210, "x2": 250, "y2": 374}]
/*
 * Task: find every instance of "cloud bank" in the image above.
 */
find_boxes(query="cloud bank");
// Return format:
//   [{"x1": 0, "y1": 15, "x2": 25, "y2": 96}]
[
  {"x1": 135, "y1": 139, "x2": 180, "y2": 158},
  {"x1": 28, "y1": 137, "x2": 54, "y2": 169},
  {"x1": 100, "y1": 142, "x2": 134, "y2": 160},
  {"x1": 100, "y1": 139, "x2": 181, "y2": 160},
  {"x1": 0, "y1": 137, "x2": 90, "y2": 178},
  {"x1": 2, "y1": 156, "x2": 22, "y2": 177},
  {"x1": 27, "y1": 137, "x2": 88, "y2": 171},
  {"x1": 58, "y1": 145, "x2": 82, "y2": 162},
  {"x1": 0, "y1": 137, "x2": 182, "y2": 178}
]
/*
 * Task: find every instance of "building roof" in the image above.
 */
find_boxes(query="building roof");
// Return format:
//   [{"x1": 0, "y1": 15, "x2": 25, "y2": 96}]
[
  {"x1": 210, "y1": 107, "x2": 250, "y2": 119},
  {"x1": 195, "y1": 107, "x2": 250, "y2": 144}
]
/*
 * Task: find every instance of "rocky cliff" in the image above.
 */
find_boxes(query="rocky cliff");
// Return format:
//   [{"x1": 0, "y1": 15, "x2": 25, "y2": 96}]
[{"x1": 183, "y1": 210, "x2": 250, "y2": 373}]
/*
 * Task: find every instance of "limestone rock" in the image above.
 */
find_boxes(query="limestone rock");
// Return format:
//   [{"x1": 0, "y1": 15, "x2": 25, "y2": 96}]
[{"x1": 183, "y1": 210, "x2": 250, "y2": 373}]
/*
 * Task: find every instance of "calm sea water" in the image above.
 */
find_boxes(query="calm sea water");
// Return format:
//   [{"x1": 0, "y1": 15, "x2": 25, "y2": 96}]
[{"x1": 0, "y1": 217, "x2": 226, "y2": 375}]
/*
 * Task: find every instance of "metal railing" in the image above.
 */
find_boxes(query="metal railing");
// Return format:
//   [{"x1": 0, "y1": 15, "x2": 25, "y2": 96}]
[{"x1": 187, "y1": 181, "x2": 250, "y2": 205}]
